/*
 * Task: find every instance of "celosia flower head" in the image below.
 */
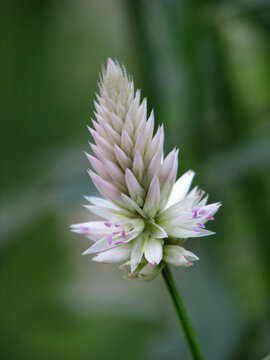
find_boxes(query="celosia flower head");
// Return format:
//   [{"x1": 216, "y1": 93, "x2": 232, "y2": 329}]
[{"x1": 71, "y1": 58, "x2": 221, "y2": 280}]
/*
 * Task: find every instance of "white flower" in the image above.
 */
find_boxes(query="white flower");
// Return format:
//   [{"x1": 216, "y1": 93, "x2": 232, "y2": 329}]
[{"x1": 71, "y1": 58, "x2": 221, "y2": 280}]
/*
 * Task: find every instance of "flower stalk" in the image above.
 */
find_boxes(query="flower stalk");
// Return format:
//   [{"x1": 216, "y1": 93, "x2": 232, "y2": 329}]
[{"x1": 162, "y1": 265, "x2": 204, "y2": 360}]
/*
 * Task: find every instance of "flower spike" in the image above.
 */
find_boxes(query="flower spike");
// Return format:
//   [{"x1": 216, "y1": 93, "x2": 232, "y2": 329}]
[{"x1": 71, "y1": 58, "x2": 221, "y2": 280}]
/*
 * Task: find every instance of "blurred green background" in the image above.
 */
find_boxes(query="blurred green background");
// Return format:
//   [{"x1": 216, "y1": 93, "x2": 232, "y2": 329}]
[{"x1": 1, "y1": 0, "x2": 270, "y2": 359}]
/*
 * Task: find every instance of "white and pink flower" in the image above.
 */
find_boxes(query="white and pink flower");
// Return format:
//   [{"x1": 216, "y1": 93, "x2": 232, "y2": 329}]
[{"x1": 71, "y1": 58, "x2": 221, "y2": 280}]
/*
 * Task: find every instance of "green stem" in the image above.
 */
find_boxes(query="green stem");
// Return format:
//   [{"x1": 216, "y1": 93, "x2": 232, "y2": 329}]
[{"x1": 162, "y1": 265, "x2": 204, "y2": 360}]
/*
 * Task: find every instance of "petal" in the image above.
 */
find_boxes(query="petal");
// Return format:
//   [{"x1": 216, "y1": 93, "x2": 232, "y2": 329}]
[
  {"x1": 165, "y1": 227, "x2": 215, "y2": 239},
  {"x1": 123, "y1": 112, "x2": 134, "y2": 137},
  {"x1": 130, "y1": 233, "x2": 148, "y2": 272},
  {"x1": 144, "y1": 237, "x2": 163, "y2": 265},
  {"x1": 132, "y1": 150, "x2": 144, "y2": 183},
  {"x1": 148, "y1": 221, "x2": 168, "y2": 239},
  {"x1": 88, "y1": 170, "x2": 123, "y2": 206},
  {"x1": 121, "y1": 129, "x2": 133, "y2": 155},
  {"x1": 84, "y1": 196, "x2": 118, "y2": 209},
  {"x1": 125, "y1": 169, "x2": 145, "y2": 206},
  {"x1": 163, "y1": 245, "x2": 199, "y2": 266},
  {"x1": 90, "y1": 142, "x2": 114, "y2": 162},
  {"x1": 143, "y1": 110, "x2": 154, "y2": 146},
  {"x1": 83, "y1": 226, "x2": 142, "y2": 255},
  {"x1": 166, "y1": 170, "x2": 195, "y2": 208},
  {"x1": 111, "y1": 111, "x2": 123, "y2": 133},
  {"x1": 121, "y1": 194, "x2": 147, "y2": 218},
  {"x1": 159, "y1": 148, "x2": 177, "y2": 184},
  {"x1": 82, "y1": 236, "x2": 109, "y2": 254},
  {"x1": 85, "y1": 152, "x2": 110, "y2": 181},
  {"x1": 147, "y1": 151, "x2": 162, "y2": 181},
  {"x1": 70, "y1": 221, "x2": 109, "y2": 241},
  {"x1": 136, "y1": 98, "x2": 147, "y2": 129},
  {"x1": 104, "y1": 159, "x2": 125, "y2": 185},
  {"x1": 114, "y1": 144, "x2": 132, "y2": 169},
  {"x1": 144, "y1": 125, "x2": 164, "y2": 166},
  {"x1": 139, "y1": 263, "x2": 161, "y2": 280},
  {"x1": 83, "y1": 205, "x2": 127, "y2": 221},
  {"x1": 159, "y1": 149, "x2": 179, "y2": 210},
  {"x1": 104, "y1": 122, "x2": 121, "y2": 143},
  {"x1": 92, "y1": 244, "x2": 131, "y2": 263},
  {"x1": 143, "y1": 176, "x2": 160, "y2": 218},
  {"x1": 90, "y1": 120, "x2": 108, "y2": 140},
  {"x1": 89, "y1": 128, "x2": 113, "y2": 155},
  {"x1": 159, "y1": 195, "x2": 199, "y2": 223},
  {"x1": 134, "y1": 130, "x2": 145, "y2": 157}
]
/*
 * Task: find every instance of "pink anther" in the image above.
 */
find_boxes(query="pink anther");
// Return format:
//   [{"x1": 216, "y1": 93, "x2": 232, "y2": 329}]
[{"x1": 107, "y1": 233, "x2": 112, "y2": 244}]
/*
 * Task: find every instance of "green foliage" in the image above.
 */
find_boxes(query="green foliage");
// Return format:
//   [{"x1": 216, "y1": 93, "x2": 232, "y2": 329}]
[{"x1": 1, "y1": 0, "x2": 270, "y2": 359}]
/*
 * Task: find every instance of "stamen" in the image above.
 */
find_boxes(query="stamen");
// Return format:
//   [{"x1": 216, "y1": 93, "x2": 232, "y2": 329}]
[
  {"x1": 115, "y1": 241, "x2": 125, "y2": 245},
  {"x1": 197, "y1": 223, "x2": 205, "y2": 228},
  {"x1": 121, "y1": 230, "x2": 126, "y2": 239},
  {"x1": 199, "y1": 209, "x2": 206, "y2": 215},
  {"x1": 191, "y1": 208, "x2": 200, "y2": 219},
  {"x1": 194, "y1": 228, "x2": 200, "y2": 232},
  {"x1": 114, "y1": 223, "x2": 121, "y2": 227},
  {"x1": 107, "y1": 233, "x2": 112, "y2": 244},
  {"x1": 112, "y1": 231, "x2": 121, "y2": 235},
  {"x1": 104, "y1": 221, "x2": 112, "y2": 227},
  {"x1": 208, "y1": 216, "x2": 214, "y2": 220}
]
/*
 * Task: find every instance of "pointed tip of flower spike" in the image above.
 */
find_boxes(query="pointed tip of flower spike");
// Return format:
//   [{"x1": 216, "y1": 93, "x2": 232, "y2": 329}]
[
  {"x1": 105, "y1": 57, "x2": 124, "y2": 80},
  {"x1": 107, "y1": 57, "x2": 115, "y2": 70}
]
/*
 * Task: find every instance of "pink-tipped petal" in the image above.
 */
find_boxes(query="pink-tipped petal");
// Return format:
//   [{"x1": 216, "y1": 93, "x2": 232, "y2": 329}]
[
  {"x1": 114, "y1": 144, "x2": 132, "y2": 169},
  {"x1": 134, "y1": 130, "x2": 145, "y2": 157},
  {"x1": 89, "y1": 170, "x2": 123, "y2": 206},
  {"x1": 92, "y1": 244, "x2": 131, "y2": 263},
  {"x1": 125, "y1": 169, "x2": 145, "y2": 206},
  {"x1": 130, "y1": 233, "x2": 148, "y2": 273},
  {"x1": 121, "y1": 129, "x2": 133, "y2": 155},
  {"x1": 132, "y1": 150, "x2": 144, "y2": 183},
  {"x1": 166, "y1": 170, "x2": 195, "y2": 208},
  {"x1": 85, "y1": 152, "x2": 110, "y2": 180},
  {"x1": 147, "y1": 151, "x2": 162, "y2": 181},
  {"x1": 104, "y1": 159, "x2": 125, "y2": 185},
  {"x1": 160, "y1": 148, "x2": 177, "y2": 184},
  {"x1": 144, "y1": 125, "x2": 164, "y2": 165},
  {"x1": 143, "y1": 176, "x2": 160, "y2": 218},
  {"x1": 144, "y1": 237, "x2": 163, "y2": 266},
  {"x1": 111, "y1": 111, "x2": 123, "y2": 132}
]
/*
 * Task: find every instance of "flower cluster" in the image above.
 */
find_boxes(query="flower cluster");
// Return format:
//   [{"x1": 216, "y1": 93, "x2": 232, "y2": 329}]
[{"x1": 71, "y1": 58, "x2": 221, "y2": 280}]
